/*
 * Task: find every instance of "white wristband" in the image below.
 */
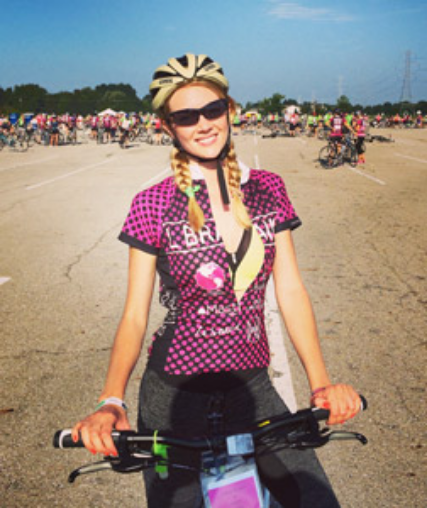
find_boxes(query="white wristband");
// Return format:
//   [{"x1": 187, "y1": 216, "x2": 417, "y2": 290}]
[{"x1": 95, "y1": 397, "x2": 128, "y2": 412}]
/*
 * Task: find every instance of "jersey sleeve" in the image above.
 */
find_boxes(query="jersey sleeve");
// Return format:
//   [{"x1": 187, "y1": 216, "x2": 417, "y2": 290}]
[
  {"x1": 118, "y1": 190, "x2": 161, "y2": 255},
  {"x1": 272, "y1": 174, "x2": 302, "y2": 233}
]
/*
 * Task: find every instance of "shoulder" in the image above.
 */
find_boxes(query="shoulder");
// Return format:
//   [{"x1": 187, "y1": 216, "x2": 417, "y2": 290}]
[
  {"x1": 130, "y1": 175, "x2": 175, "y2": 208},
  {"x1": 248, "y1": 168, "x2": 287, "y2": 191}
]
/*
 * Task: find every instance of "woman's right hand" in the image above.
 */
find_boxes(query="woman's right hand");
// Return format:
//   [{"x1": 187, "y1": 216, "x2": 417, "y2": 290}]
[{"x1": 71, "y1": 405, "x2": 131, "y2": 456}]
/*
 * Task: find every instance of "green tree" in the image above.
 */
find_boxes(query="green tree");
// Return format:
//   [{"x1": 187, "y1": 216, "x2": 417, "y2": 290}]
[
  {"x1": 336, "y1": 95, "x2": 352, "y2": 113},
  {"x1": 257, "y1": 93, "x2": 286, "y2": 115}
]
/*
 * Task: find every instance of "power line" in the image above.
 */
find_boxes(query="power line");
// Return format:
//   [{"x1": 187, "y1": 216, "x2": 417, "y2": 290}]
[{"x1": 400, "y1": 50, "x2": 412, "y2": 102}]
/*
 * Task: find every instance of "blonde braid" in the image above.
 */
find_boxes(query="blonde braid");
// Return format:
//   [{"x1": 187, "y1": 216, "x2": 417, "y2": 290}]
[
  {"x1": 225, "y1": 141, "x2": 252, "y2": 229},
  {"x1": 171, "y1": 147, "x2": 205, "y2": 232}
]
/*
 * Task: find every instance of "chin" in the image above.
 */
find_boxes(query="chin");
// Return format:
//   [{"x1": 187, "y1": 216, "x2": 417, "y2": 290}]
[{"x1": 191, "y1": 139, "x2": 226, "y2": 160}]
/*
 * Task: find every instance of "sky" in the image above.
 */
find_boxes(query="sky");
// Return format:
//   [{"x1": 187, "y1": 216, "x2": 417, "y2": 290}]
[{"x1": 1, "y1": 0, "x2": 427, "y2": 106}]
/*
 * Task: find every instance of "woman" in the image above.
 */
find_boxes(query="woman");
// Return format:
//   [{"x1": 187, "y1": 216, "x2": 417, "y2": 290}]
[
  {"x1": 72, "y1": 54, "x2": 361, "y2": 507},
  {"x1": 353, "y1": 111, "x2": 367, "y2": 165}
]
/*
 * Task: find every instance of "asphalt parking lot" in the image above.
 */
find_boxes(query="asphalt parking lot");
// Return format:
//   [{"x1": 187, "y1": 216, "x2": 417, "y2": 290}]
[{"x1": 1, "y1": 128, "x2": 426, "y2": 507}]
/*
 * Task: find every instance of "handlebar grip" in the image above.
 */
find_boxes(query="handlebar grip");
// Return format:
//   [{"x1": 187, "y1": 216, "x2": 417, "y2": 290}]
[
  {"x1": 53, "y1": 430, "x2": 84, "y2": 448},
  {"x1": 312, "y1": 394, "x2": 367, "y2": 422},
  {"x1": 53, "y1": 429, "x2": 123, "y2": 449}
]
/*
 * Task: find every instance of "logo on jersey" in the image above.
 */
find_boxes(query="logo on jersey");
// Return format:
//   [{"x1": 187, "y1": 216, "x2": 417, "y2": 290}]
[{"x1": 195, "y1": 262, "x2": 225, "y2": 291}]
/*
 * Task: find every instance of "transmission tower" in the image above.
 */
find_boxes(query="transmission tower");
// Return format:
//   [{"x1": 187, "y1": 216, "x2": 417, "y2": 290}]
[{"x1": 400, "y1": 50, "x2": 412, "y2": 103}]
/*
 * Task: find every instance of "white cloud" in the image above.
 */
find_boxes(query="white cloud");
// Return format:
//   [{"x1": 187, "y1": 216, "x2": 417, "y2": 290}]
[{"x1": 267, "y1": 2, "x2": 355, "y2": 22}]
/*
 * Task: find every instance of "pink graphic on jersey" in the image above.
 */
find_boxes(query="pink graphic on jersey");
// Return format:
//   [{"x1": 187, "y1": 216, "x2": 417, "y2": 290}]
[{"x1": 195, "y1": 262, "x2": 225, "y2": 291}]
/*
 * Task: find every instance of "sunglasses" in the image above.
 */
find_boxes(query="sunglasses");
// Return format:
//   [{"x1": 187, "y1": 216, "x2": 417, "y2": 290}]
[{"x1": 167, "y1": 98, "x2": 228, "y2": 127}]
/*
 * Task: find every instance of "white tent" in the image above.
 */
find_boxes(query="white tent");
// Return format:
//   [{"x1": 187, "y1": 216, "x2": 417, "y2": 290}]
[
  {"x1": 98, "y1": 108, "x2": 117, "y2": 116},
  {"x1": 285, "y1": 105, "x2": 300, "y2": 114}
]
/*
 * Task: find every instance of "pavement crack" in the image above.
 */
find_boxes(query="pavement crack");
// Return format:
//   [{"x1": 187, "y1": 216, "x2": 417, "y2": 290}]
[{"x1": 64, "y1": 222, "x2": 121, "y2": 281}]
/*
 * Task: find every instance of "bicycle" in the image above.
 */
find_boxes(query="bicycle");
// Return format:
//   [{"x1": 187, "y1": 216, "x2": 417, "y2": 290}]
[
  {"x1": 97, "y1": 125, "x2": 106, "y2": 144},
  {"x1": 54, "y1": 397, "x2": 367, "y2": 507},
  {"x1": 318, "y1": 135, "x2": 358, "y2": 169},
  {"x1": 0, "y1": 130, "x2": 29, "y2": 152}
]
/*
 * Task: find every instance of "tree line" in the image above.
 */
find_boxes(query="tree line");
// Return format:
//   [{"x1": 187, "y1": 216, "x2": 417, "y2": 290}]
[
  {"x1": 0, "y1": 84, "x2": 425, "y2": 117},
  {"x1": 246, "y1": 93, "x2": 427, "y2": 117},
  {"x1": 0, "y1": 84, "x2": 152, "y2": 115}
]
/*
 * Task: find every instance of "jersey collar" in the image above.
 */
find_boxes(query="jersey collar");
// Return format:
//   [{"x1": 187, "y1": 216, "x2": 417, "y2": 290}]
[{"x1": 188, "y1": 159, "x2": 250, "y2": 184}]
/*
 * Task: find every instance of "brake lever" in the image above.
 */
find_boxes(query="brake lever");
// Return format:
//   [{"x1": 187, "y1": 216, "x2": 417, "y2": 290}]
[
  {"x1": 68, "y1": 459, "x2": 114, "y2": 483},
  {"x1": 326, "y1": 430, "x2": 368, "y2": 445}
]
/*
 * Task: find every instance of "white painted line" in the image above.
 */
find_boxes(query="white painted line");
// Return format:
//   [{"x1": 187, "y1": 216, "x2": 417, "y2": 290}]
[
  {"x1": 0, "y1": 277, "x2": 11, "y2": 286},
  {"x1": 253, "y1": 131, "x2": 258, "y2": 146},
  {"x1": 0, "y1": 156, "x2": 58, "y2": 173},
  {"x1": 253, "y1": 132, "x2": 261, "y2": 169},
  {"x1": 395, "y1": 153, "x2": 427, "y2": 164},
  {"x1": 295, "y1": 137, "x2": 307, "y2": 145},
  {"x1": 346, "y1": 166, "x2": 386, "y2": 186},
  {"x1": 26, "y1": 158, "x2": 115, "y2": 191},
  {"x1": 141, "y1": 167, "x2": 173, "y2": 189},
  {"x1": 266, "y1": 279, "x2": 297, "y2": 412}
]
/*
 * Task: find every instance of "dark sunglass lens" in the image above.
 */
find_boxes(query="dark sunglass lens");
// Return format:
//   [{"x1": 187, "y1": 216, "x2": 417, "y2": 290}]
[
  {"x1": 203, "y1": 100, "x2": 227, "y2": 120},
  {"x1": 169, "y1": 100, "x2": 227, "y2": 126},
  {"x1": 171, "y1": 110, "x2": 199, "y2": 126}
]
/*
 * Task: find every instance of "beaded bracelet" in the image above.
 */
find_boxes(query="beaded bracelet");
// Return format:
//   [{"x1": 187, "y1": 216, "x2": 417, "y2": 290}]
[{"x1": 95, "y1": 397, "x2": 128, "y2": 412}]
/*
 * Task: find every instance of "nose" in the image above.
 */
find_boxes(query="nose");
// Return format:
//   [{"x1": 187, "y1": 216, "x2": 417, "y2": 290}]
[{"x1": 196, "y1": 113, "x2": 214, "y2": 131}]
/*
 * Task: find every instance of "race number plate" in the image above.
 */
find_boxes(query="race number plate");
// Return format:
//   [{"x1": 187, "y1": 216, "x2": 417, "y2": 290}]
[{"x1": 201, "y1": 456, "x2": 263, "y2": 508}]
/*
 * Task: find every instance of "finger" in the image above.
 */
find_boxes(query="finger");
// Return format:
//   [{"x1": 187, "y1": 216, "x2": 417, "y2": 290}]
[
  {"x1": 100, "y1": 428, "x2": 118, "y2": 456},
  {"x1": 312, "y1": 395, "x2": 330, "y2": 410},
  {"x1": 71, "y1": 422, "x2": 82, "y2": 442},
  {"x1": 80, "y1": 425, "x2": 98, "y2": 454},
  {"x1": 90, "y1": 430, "x2": 110, "y2": 456}
]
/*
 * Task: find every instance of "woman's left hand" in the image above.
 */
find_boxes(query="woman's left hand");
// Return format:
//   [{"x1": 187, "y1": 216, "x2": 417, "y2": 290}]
[{"x1": 311, "y1": 384, "x2": 361, "y2": 425}]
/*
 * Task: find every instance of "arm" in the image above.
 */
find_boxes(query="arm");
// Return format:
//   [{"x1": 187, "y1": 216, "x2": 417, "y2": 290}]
[
  {"x1": 272, "y1": 230, "x2": 360, "y2": 424},
  {"x1": 72, "y1": 247, "x2": 157, "y2": 455}
]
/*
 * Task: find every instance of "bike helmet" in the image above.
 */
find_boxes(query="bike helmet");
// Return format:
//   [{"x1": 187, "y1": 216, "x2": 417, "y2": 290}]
[{"x1": 150, "y1": 53, "x2": 229, "y2": 112}]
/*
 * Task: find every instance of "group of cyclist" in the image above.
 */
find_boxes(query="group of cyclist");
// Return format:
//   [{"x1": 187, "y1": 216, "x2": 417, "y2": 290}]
[
  {"x1": 1, "y1": 105, "x2": 424, "y2": 157},
  {"x1": 0, "y1": 110, "x2": 170, "y2": 149}
]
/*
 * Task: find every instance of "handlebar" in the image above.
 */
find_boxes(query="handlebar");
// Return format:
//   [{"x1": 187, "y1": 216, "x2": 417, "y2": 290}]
[{"x1": 54, "y1": 395, "x2": 367, "y2": 451}]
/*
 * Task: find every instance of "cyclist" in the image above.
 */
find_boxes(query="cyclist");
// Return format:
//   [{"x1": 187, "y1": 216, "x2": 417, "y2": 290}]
[
  {"x1": 353, "y1": 111, "x2": 367, "y2": 165},
  {"x1": 72, "y1": 53, "x2": 361, "y2": 508},
  {"x1": 119, "y1": 113, "x2": 131, "y2": 147},
  {"x1": 416, "y1": 111, "x2": 423, "y2": 128},
  {"x1": 326, "y1": 109, "x2": 352, "y2": 158},
  {"x1": 306, "y1": 111, "x2": 317, "y2": 136},
  {"x1": 153, "y1": 114, "x2": 162, "y2": 145},
  {"x1": 289, "y1": 111, "x2": 299, "y2": 137},
  {"x1": 50, "y1": 114, "x2": 59, "y2": 146}
]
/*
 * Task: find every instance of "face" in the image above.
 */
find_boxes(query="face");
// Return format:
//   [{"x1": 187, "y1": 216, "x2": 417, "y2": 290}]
[{"x1": 165, "y1": 84, "x2": 229, "y2": 164}]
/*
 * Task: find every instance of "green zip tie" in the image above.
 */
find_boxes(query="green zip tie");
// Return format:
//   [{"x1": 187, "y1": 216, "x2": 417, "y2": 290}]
[
  {"x1": 153, "y1": 430, "x2": 169, "y2": 478},
  {"x1": 184, "y1": 184, "x2": 200, "y2": 199}
]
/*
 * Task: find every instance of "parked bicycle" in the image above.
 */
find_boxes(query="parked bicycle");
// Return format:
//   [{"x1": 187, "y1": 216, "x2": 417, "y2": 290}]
[
  {"x1": 54, "y1": 397, "x2": 367, "y2": 507},
  {"x1": 0, "y1": 129, "x2": 29, "y2": 152},
  {"x1": 318, "y1": 135, "x2": 358, "y2": 169}
]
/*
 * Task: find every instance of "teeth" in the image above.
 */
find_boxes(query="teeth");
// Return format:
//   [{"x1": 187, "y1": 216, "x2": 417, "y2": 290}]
[{"x1": 198, "y1": 135, "x2": 216, "y2": 145}]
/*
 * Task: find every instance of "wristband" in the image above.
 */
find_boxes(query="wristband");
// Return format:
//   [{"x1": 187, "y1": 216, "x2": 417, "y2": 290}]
[
  {"x1": 311, "y1": 386, "x2": 330, "y2": 397},
  {"x1": 95, "y1": 397, "x2": 128, "y2": 412}
]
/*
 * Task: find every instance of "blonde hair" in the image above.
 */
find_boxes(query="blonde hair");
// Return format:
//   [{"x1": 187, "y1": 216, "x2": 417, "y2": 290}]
[
  {"x1": 166, "y1": 82, "x2": 252, "y2": 233},
  {"x1": 171, "y1": 141, "x2": 252, "y2": 233}
]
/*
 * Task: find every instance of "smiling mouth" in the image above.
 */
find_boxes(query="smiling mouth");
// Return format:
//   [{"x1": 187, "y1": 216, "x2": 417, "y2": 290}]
[{"x1": 197, "y1": 134, "x2": 218, "y2": 146}]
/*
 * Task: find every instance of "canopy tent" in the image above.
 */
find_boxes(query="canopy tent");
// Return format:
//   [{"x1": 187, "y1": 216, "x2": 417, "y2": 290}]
[
  {"x1": 98, "y1": 108, "x2": 117, "y2": 116},
  {"x1": 285, "y1": 105, "x2": 300, "y2": 114}
]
